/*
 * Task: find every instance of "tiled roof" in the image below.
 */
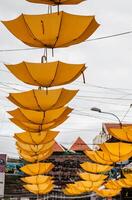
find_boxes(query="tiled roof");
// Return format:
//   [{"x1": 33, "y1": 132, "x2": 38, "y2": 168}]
[{"x1": 69, "y1": 137, "x2": 90, "y2": 151}]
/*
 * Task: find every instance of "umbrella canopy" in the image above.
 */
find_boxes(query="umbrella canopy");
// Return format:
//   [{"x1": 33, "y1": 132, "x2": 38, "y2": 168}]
[
  {"x1": 23, "y1": 182, "x2": 54, "y2": 194},
  {"x1": 79, "y1": 172, "x2": 107, "y2": 182},
  {"x1": 8, "y1": 89, "x2": 78, "y2": 111},
  {"x1": 26, "y1": 0, "x2": 85, "y2": 6},
  {"x1": 2, "y1": 12, "x2": 99, "y2": 48},
  {"x1": 100, "y1": 142, "x2": 132, "y2": 158},
  {"x1": 14, "y1": 130, "x2": 58, "y2": 145},
  {"x1": 21, "y1": 175, "x2": 53, "y2": 184},
  {"x1": 105, "y1": 180, "x2": 122, "y2": 190},
  {"x1": 123, "y1": 173, "x2": 132, "y2": 179},
  {"x1": 94, "y1": 188, "x2": 121, "y2": 197},
  {"x1": 5, "y1": 61, "x2": 86, "y2": 87},
  {"x1": 10, "y1": 115, "x2": 69, "y2": 131},
  {"x1": 116, "y1": 178, "x2": 132, "y2": 188},
  {"x1": 108, "y1": 126, "x2": 132, "y2": 142},
  {"x1": 20, "y1": 162, "x2": 54, "y2": 175},
  {"x1": 19, "y1": 148, "x2": 53, "y2": 162},
  {"x1": 84, "y1": 150, "x2": 113, "y2": 165},
  {"x1": 80, "y1": 162, "x2": 113, "y2": 173},
  {"x1": 16, "y1": 140, "x2": 55, "y2": 155}
]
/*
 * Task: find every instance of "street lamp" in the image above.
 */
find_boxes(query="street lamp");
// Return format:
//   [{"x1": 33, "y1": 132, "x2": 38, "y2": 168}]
[{"x1": 91, "y1": 107, "x2": 122, "y2": 128}]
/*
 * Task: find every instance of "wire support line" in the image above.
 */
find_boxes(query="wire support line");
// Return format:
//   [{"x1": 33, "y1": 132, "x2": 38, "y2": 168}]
[{"x1": 0, "y1": 30, "x2": 132, "y2": 52}]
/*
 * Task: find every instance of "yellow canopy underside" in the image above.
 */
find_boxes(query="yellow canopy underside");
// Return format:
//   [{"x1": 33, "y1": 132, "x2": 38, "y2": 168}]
[
  {"x1": 94, "y1": 188, "x2": 121, "y2": 197},
  {"x1": 23, "y1": 183, "x2": 54, "y2": 194},
  {"x1": 21, "y1": 175, "x2": 53, "y2": 184},
  {"x1": 117, "y1": 178, "x2": 132, "y2": 188},
  {"x1": 109, "y1": 126, "x2": 132, "y2": 142},
  {"x1": 8, "y1": 89, "x2": 78, "y2": 111},
  {"x1": 6, "y1": 61, "x2": 86, "y2": 87},
  {"x1": 26, "y1": 0, "x2": 85, "y2": 5},
  {"x1": 84, "y1": 150, "x2": 113, "y2": 165},
  {"x1": 100, "y1": 142, "x2": 132, "y2": 158},
  {"x1": 20, "y1": 162, "x2": 54, "y2": 175},
  {"x1": 10, "y1": 115, "x2": 69, "y2": 132},
  {"x1": 14, "y1": 130, "x2": 59, "y2": 145},
  {"x1": 16, "y1": 140, "x2": 55, "y2": 155},
  {"x1": 2, "y1": 12, "x2": 99, "y2": 48},
  {"x1": 19, "y1": 148, "x2": 53, "y2": 162},
  {"x1": 85, "y1": 149, "x2": 131, "y2": 163},
  {"x1": 79, "y1": 172, "x2": 107, "y2": 182},
  {"x1": 80, "y1": 162, "x2": 113, "y2": 173},
  {"x1": 105, "y1": 180, "x2": 122, "y2": 190},
  {"x1": 123, "y1": 173, "x2": 132, "y2": 179}
]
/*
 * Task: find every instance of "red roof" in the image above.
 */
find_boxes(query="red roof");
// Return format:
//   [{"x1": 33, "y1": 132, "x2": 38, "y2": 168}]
[
  {"x1": 69, "y1": 137, "x2": 90, "y2": 151},
  {"x1": 53, "y1": 141, "x2": 64, "y2": 152}
]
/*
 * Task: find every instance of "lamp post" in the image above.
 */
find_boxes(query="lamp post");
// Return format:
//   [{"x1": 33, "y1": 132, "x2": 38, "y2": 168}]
[{"x1": 91, "y1": 107, "x2": 122, "y2": 128}]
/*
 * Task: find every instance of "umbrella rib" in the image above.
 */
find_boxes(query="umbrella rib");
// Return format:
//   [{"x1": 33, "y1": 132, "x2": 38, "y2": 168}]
[
  {"x1": 53, "y1": 12, "x2": 63, "y2": 48},
  {"x1": 48, "y1": 61, "x2": 59, "y2": 87},
  {"x1": 22, "y1": 14, "x2": 44, "y2": 46},
  {"x1": 32, "y1": 90, "x2": 43, "y2": 111}
]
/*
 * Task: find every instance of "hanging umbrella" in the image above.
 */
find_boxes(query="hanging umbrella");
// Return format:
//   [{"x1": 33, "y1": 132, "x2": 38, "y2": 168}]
[
  {"x1": 75, "y1": 180, "x2": 104, "y2": 190},
  {"x1": 63, "y1": 187, "x2": 82, "y2": 195},
  {"x1": 105, "y1": 180, "x2": 122, "y2": 190},
  {"x1": 100, "y1": 142, "x2": 132, "y2": 158},
  {"x1": 84, "y1": 150, "x2": 113, "y2": 165},
  {"x1": 20, "y1": 162, "x2": 54, "y2": 175},
  {"x1": 108, "y1": 126, "x2": 132, "y2": 142},
  {"x1": 2, "y1": 12, "x2": 99, "y2": 48},
  {"x1": 19, "y1": 148, "x2": 53, "y2": 162},
  {"x1": 21, "y1": 175, "x2": 53, "y2": 184},
  {"x1": 5, "y1": 61, "x2": 86, "y2": 87},
  {"x1": 79, "y1": 172, "x2": 107, "y2": 182},
  {"x1": 10, "y1": 115, "x2": 69, "y2": 131},
  {"x1": 94, "y1": 188, "x2": 121, "y2": 197},
  {"x1": 26, "y1": 0, "x2": 85, "y2": 6},
  {"x1": 23, "y1": 182, "x2": 54, "y2": 194},
  {"x1": 8, "y1": 88, "x2": 78, "y2": 111},
  {"x1": 16, "y1": 140, "x2": 55, "y2": 155},
  {"x1": 80, "y1": 162, "x2": 113, "y2": 173},
  {"x1": 123, "y1": 173, "x2": 132, "y2": 179},
  {"x1": 14, "y1": 130, "x2": 59, "y2": 145},
  {"x1": 116, "y1": 178, "x2": 132, "y2": 188}
]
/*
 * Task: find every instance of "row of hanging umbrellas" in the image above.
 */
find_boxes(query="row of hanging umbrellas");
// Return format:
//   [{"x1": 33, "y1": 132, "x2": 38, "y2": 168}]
[{"x1": 1, "y1": 0, "x2": 99, "y2": 196}]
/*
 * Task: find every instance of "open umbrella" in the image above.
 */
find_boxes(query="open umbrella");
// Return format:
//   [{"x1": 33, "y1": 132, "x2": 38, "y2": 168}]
[
  {"x1": 2, "y1": 12, "x2": 99, "y2": 48},
  {"x1": 8, "y1": 88, "x2": 78, "y2": 111},
  {"x1": 5, "y1": 61, "x2": 86, "y2": 87},
  {"x1": 14, "y1": 130, "x2": 58, "y2": 145},
  {"x1": 94, "y1": 188, "x2": 121, "y2": 197},
  {"x1": 26, "y1": 0, "x2": 85, "y2": 6},
  {"x1": 79, "y1": 172, "x2": 107, "y2": 182},
  {"x1": 21, "y1": 175, "x2": 53, "y2": 184},
  {"x1": 81, "y1": 162, "x2": 113, "y2": 173},
  {"x1": 20, "y1": 162, "x2": 54, "y2": 175},
  {"x1": 105, "y1": 180, "x2": 122, "y2": 190}
]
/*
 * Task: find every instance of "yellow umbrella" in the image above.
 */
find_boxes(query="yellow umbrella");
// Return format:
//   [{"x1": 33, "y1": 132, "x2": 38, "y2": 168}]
[
  {"x1": 84, "y1": 150, "x2": 113, "y2": 165},
  {"x1": 20, "y1": 162, "x2": 54, "y2": 175},
  {"x1": 8, "y1": 89, "x2": 78, "y2": 111},
  {"x1": 14, "y1": 130, "x2": 58, "y2": 145},
  {"x1": 94, "y1": 188, "x2": 121, "y2": 197},
  {"x1": 23, "y1": 182, "x2": 54, "y2": 194},
  {"x1": 117, "y1": 178, "x2": 132, "y2": 188},
  {"x1": 2, "y1": 12, "x2": 99, "y2": 48},
  {"x1": 16, "y1": 140, "x2": 55, "y2": 155},
  {"x1": 6, "y1": 61, "x2": 86, "y2": 87},
  {"x1": 109, "y1": 126, "x2": 132, "y2": 142},
  {"x1": 21, "y1": 175, "x2": 53, "y2": 184},
  {"x1": 19, "y1": 148, "x2": 53, "y2": 162},
  {"x1": 10, "y1": 115, "x2": 69, "y2": 131},
  {"x1": 75, "y1": 180, "x2": 104, "y2": 189},
  {"x1": 79, "y1": 172, "x2": 107, "y2": 182},
  {"x1": 81, "y1": 162, "x2": 113, "y2": 173},
  {"x1": 100, "y1": 142, "x2": 132, "y2": 158},
  {"x1": 63, "y1": 187, "x2": 82, "y2": 195},
  {"x1": 105, "y1": 180, "x2": 122, "y2": 190},
  {"x1": 26, "y1": 0, "x2": 85, "y2": 6},
  {"x1": 123, "y1": 173, "x2": 132, "y2": 179}
]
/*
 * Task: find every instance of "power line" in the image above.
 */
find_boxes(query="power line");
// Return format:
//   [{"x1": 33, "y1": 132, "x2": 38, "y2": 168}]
[{"x1": 0, "y1": 30, "x2": 132, "y2": 52}]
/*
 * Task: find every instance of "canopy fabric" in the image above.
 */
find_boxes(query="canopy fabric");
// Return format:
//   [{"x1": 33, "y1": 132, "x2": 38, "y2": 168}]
[
  {"x1": 116, "y1": 178, "x2": 132, "y2": 188},
  {"x1": 8, "y1": 89, "x2": 78, "y2": 111},
  {"x1": 108, "y1": 126, "x2": 132, "y2": 142},
  {"x1": 74, "y1": 180, "x2": 104, "y2": 189},
  {"x1": 79, "y1": 172, "x2": 107, "y2": 182},
  {"x1": 19, "y1": 149, "x2": 53, "y2": 162},
  {"x1": 16, "y1": 140, "x2": 55, "y2": 155},
  {"x1": 20, "y1": 162, "x2": 54, "y2": 175},
  {"x1": 23, "y1": 183, "x2": 54, "y2": 194},
  {"x1": 26, "y1": 0, "x2": 85, "y2": 5},
  {"x1": 123, "y1": 173, "x2": 132, "y2": 179},
  {"x1": 10, "y1": 115, "x2": 69, "y2": 131},
  {"x1": 100, "y1": 142, "x2": 132, "y2": 158},
  {"x1": 21, "y1": 175, "x2": 53, "y2": 184},
  {"x1": 14, "y1": 130, "x2": 58, "y2": 145},
  {"x1": 2, "y1": 12, "x2": 99, "y2": 48},
  {"x1": 6, "y1": 61, "x2": 86, "y2": 87},
  {"x1": 84, "y1": 150, "x2": 113, "y2": 165},
  {"x1": 63, "y1": 187, "x2": 82, "y2": 195},
  {"x1": 94, "y1": 188, "x2": 121, "y2": 197},
  {"x1": 105, "y1": 180, "x2": 122, "y2": 190},
  {"x1": 80, "y1": 162, "x2": 113, "y2": 173}
]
